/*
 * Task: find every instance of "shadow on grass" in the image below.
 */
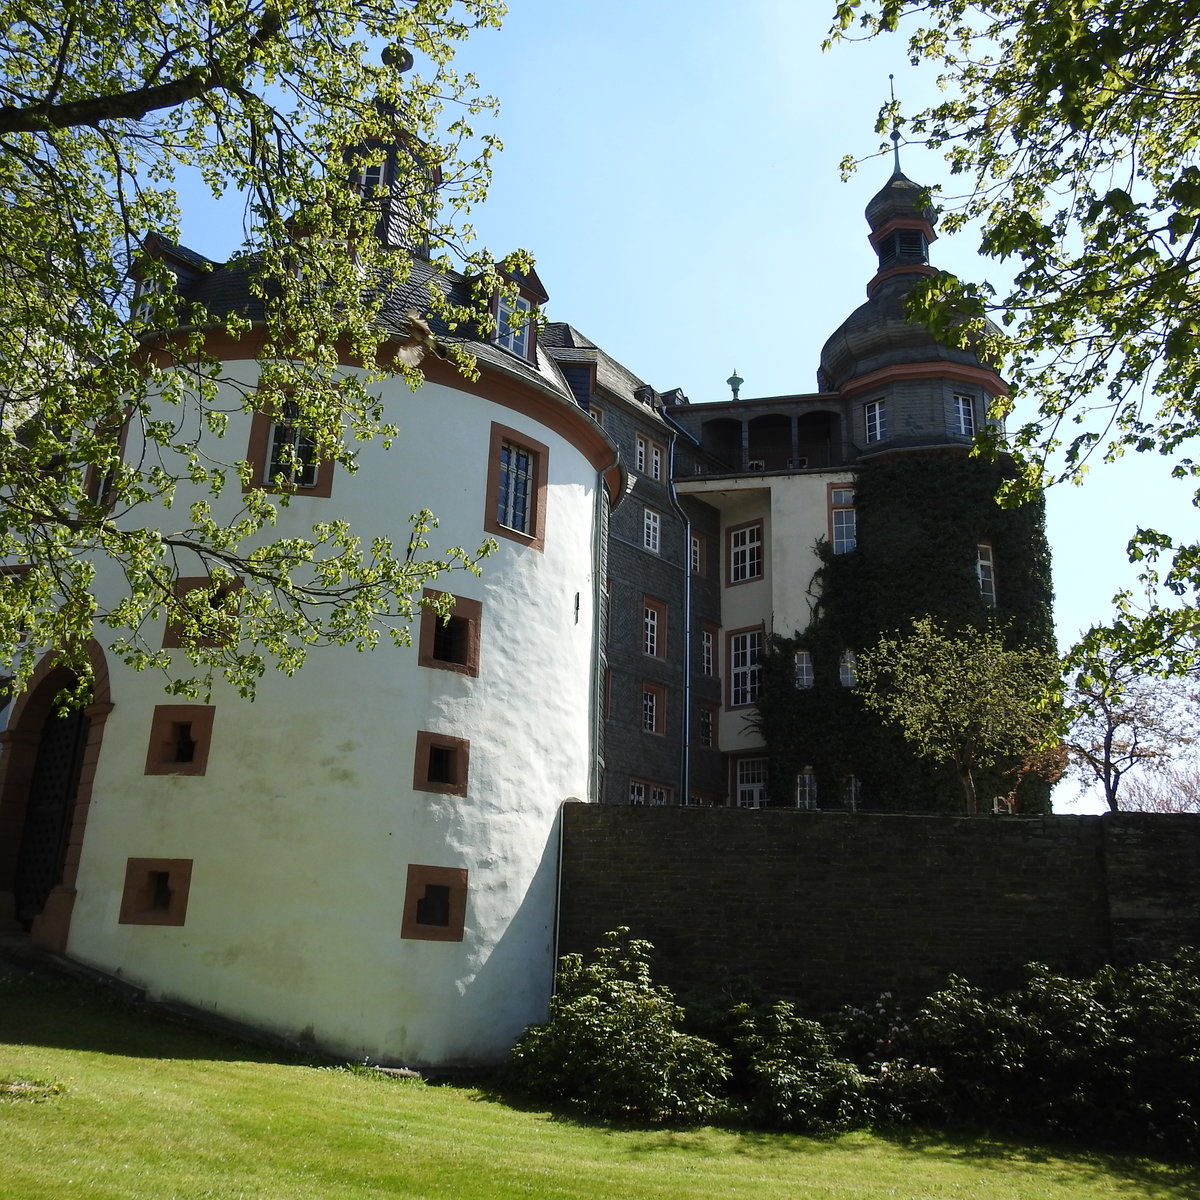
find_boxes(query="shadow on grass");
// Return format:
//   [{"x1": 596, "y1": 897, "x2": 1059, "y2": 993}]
[
  {"x1": 0, "y1": 959, "x2": 311, "y2": 1066},
  {"x1": 473, "y1": 1077, "x2": 1200, "y2": 1197},
  {"x1": 869, "y1": 1126, "x2": 1200, "y2": 1198}
]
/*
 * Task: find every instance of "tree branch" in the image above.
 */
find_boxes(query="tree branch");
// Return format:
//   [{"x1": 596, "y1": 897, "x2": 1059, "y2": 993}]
[{"x1": 0, "y1": 12, "x2": 282, "y2": 133}]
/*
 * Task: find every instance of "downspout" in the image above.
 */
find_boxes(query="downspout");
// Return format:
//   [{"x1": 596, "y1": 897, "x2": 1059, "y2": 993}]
[{"x1": 662, "y1": 411, "x2": 697, "y2": 806}]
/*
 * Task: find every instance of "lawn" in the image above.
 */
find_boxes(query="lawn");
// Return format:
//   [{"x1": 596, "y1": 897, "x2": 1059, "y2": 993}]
[{"x1": 1, "y1": 962, "x2": 1196, "y2": 1200}]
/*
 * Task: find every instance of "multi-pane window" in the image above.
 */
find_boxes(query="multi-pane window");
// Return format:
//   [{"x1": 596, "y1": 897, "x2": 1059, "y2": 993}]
[
  {"x1": 636, "y1": 436, "x2": 647, "y2": 473},
  {"x1": 643, "y1": 507, "x2": 661, "y2": 553},
  {"x1": 953, "y1": 393, "x2": 976, "y2": 437},
  {"x1": 839, "y1": 649, "x2": 857, "y2": 688},
  {"x1": 977, "y1": 543, "x2": 997, "y2": 606},
  {"x1": 701, "y1": 627, "x2": 715, "y2": 676},
  {"x1": 729, "y1": 522, "x2": 763, "y2": 584},
  {"x1": 642, "y1": 682, "x2": 665, "y2": 734},
  {"x1": 729, "y1": 629, "x2": 763, "y2": 707},
  {"x1": 650, "y1": 785, "x2": 669, "y2": 806},
  {"x1": 736, "y1": 758, "x2": 768, "y2": 808},
  {"x1": 497, "y1": 441, "x2": 534, "y2": 533},
  {"x1": 697, "y1": 704, "x2": 715, "y2": 748},
  {"x1": 642, "y1": 688, "x2": 658, "y2": 733},
  {"x1": 794, "y1": 650, "x2": 814, "y2": 689},
  {"x1": 629, "y1": 780, "x2": 646, "y2": 805},
  {"x1": 830, "y1": 487, "x2": 856, "y2": 553},
  {"x1": 268, "y1": 400, "x2": 319, "y2": 489},
  {"x1": 496, "y1": 293, "x2": 532, "y2": 357},
  {"x1": 796, "y1": 772, "x2": 818, "y2": 810},
  {"x1": 642, "y1": 597, "x2": 666, "y2": 657},
  {"x1": 357, "y1": 161, "x2": 387, "y2": 192},
  {"x1": 651, "y1": 444, "x2": 663, "y2": 481},
  {"x1": 485, "y1": 424, "x2": 547, "y2": 550},
  {"x1": 690, "y1": 534, "x2": 704, "y2": 575},
  {"x1": 864, "y1": 400, "x2": 887, "y2": 443}
]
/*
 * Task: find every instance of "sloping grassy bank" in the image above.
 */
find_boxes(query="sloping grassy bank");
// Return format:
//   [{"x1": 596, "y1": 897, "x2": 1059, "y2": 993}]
[{"x1": 1, "y1": 963, "x2": 1195, "y2": 1200}]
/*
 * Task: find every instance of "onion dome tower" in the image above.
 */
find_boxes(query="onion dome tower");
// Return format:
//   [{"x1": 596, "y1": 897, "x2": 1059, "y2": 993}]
[{"x1": 817, "y1": 165, "x2": 1007, "y2": 454}]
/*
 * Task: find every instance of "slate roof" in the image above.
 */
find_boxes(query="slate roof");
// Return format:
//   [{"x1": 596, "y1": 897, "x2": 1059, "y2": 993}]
[{"x1": 156, "y1": 241, "x2": 575, "y2": 401}]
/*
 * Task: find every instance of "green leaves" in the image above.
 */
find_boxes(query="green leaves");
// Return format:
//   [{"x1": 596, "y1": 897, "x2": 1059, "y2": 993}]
[
  {"x1": 830, "y1": 0, "x2": 1200, "y2": 672},
  {"x1": 856, "y1": 617, "x2": 1060, "y2": 813},
  {"x1": 0, "y1": 0, "x2": 506, "y2": 703}
]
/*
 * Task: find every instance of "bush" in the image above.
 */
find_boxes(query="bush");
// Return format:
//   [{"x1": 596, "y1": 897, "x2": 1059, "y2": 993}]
[
  {"x1": 507, "y1": 929, "x2": 729, "y2": 1123},
  {"x1": 894, "y1": 952, "x2": 1200, "y2": 1154},
  {"x1": 732, "y1": 1001, "x2": 871, "y2": 1132}
]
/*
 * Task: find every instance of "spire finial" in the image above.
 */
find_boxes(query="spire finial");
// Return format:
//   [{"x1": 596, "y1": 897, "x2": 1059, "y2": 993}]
[
  {"x1": 888, "y1": 73, "x2": 902, "y2": 175},
  {"x1": 726, "y1": 369, "x2": 743, "y2": 401}
]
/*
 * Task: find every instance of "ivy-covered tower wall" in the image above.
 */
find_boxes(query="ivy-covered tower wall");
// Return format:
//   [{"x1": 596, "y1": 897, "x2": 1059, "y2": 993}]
[
  {"x1": 759, "y1": 452, "x2": 1054, "y2": 813},
  {"x1": 756, "y1": 167, "x2": 1055, "y2": 813}
]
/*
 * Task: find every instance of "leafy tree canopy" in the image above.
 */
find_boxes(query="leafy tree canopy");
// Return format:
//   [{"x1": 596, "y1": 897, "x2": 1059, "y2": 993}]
[
  {"x1": 830, "y1": 0, "x2": 1200, "y2": 674},
  {"x1": 1, "y1": 0, "x2": 510, "y2": 706},
  {"x1": 855, "y1": 617, "x2": 1059, "y2": 813}
]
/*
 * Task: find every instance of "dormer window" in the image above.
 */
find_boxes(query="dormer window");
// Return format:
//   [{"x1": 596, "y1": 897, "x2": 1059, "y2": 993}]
[
  {"x1": 131, "y1": 275, "x2": 165, "y2": 325},
  {"x1": 496, "y1": 293, "x2": 533, "y2": 358},
  {"x1": 357, "y1": 161, "x2": 387, "y2": 193}
]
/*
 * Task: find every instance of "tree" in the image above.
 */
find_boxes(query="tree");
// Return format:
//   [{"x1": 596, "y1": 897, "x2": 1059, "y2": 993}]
[
  {"x1": 855, "y1": 617, "x2": 1059, "y2": 813},
  {"x1": 0, "y1": 0, "x2": 510, "y2": 705},
  {"x1": 1120, "y1": 761, "x2": 1200, "y2": 813},
  {"x1": 830, "y1": 1, "x2": 1200, "y2": 674},
  {"x1": 1064, "y1": 647, "x2": 1197, "y2": 811}
]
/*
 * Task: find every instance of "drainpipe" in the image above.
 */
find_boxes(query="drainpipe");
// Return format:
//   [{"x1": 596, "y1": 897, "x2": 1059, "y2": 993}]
[{"x1": 662, "y1": 411, "x2": 697, "y2": 807}]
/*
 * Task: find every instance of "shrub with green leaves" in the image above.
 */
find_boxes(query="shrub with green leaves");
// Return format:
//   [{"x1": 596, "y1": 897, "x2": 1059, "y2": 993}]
[
  {"x1": 507, "y1": 928, "x2": 729, "y2": 1123},
  {"x1": 894, "y1": 952, "x2": 1200, "y2": 1154},
  {"x1": 732, "y1": 1001, "x2": 871, "y2": 1132}
]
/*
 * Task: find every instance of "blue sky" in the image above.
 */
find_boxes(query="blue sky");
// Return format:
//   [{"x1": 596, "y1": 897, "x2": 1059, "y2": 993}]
[{"x1": 175, "y1": 2, "x2": 1196, "y2": 807}]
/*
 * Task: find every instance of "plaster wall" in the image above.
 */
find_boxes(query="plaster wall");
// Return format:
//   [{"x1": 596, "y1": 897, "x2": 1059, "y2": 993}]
[
  {"x1": 768, "y1": 472, "x2": 854, "y2": 638},
  {"x1": 65, "y1": 365, "x2": 602, "y2": 1065}
]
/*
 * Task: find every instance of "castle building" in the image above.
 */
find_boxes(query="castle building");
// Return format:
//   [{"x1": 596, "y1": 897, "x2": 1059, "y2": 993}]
[{"x1": 0, "y1": 164, "x2": 1052, "y2": 1065}]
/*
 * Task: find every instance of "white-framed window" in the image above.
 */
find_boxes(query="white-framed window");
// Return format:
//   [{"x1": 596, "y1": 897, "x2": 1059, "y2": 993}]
[
  {"x1": 496, "y1": 293, "x2": 532, "y2": 357},
  {"x1": 651, "y1": 444, "x2": 663, "y2": 481},
  {"x1": 701, "y1": 627, "x2": 714, "y2": 676},
  {"x1": 796, "y1": 771, "x2": 818, "y2": 810},
  {"x1": 864, "y1": 399, "x2": 887, "y2": 444},
  {"x1": 690, "y1": 534, "x2": 702, "y2": 575},
  {"x1": 729, "y1": 522, "x2": 763, "y2": 584},
  {"x1": 736, "y1": 757, "x2": 768, "y2": 808},
  {"x1": 953, "y1": 393, "x2": 976, "y2": 437},
  {"x1": 977, "y1": 542, "x2": 997, "y2": 606},
  {"x1": 794, "y1": 650, "x2": 814, "y2": 689},
  {"x1": 643, "y1": 600, "x2": 662, "y2": 657},
  {"x1": 642, "y1": 688, "x2": 658, "y2": 733},
  {"x1": 843, "y1": 775, "x2": 862, "y2": 811},
  {"x1": 697, "y1": 703, "x2": 716, "y2": 748},
  {"x1": 650, "y1": 785, "x2": 669, "y2": 806},
  {"x1": 839, "y1": 649, "x2": 857, "y2": 688},
  {"x1": 830, "y1": 487, "x2": 856, "y2": 554},
  {"x1": 643, "y1": 507, "x2": 661, "y2": 553},
  {"x1": 629, "y1": 780, "x2": 646, "y2": 806},
  {"x1": 497, "y1": 441, "x2": 535, "y2": 533},
  {"x1": 729, "y1": 629, "x2": 763, "y2": 707},
  {"x1": 636, "y1": 436, "x2": 647, "y2": 473},
  {"x1": 588, "y1": 406, "x2": 604, "y2": 427},
  {"x1": 131, "y1": 274, "x2": 165, "y2": 325},
  {"x1": 268, "y1": 400, "x2": 319, "y2": 489},
  {"x1": 357, "y1": 161, "x2": 387, "y2": 193}
]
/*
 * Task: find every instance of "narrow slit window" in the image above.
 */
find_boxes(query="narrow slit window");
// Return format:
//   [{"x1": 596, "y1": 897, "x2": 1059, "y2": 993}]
[{"x1": 172, "y1": 722, "x2": 196, "y2": 764}]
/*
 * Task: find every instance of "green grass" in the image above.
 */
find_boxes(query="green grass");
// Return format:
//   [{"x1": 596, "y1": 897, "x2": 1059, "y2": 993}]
[{"x1": 1, "y1": 964, "x2": 1197, "y2": 1200}]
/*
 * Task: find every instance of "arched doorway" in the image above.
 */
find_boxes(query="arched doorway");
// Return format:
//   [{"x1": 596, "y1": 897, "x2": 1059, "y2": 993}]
[
  {"x1": 14, "y1": 699, "x2": 90, "y2": 927},
  {"x1": 0, "y1": 647, "x2": 113, "y2": 951}
]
